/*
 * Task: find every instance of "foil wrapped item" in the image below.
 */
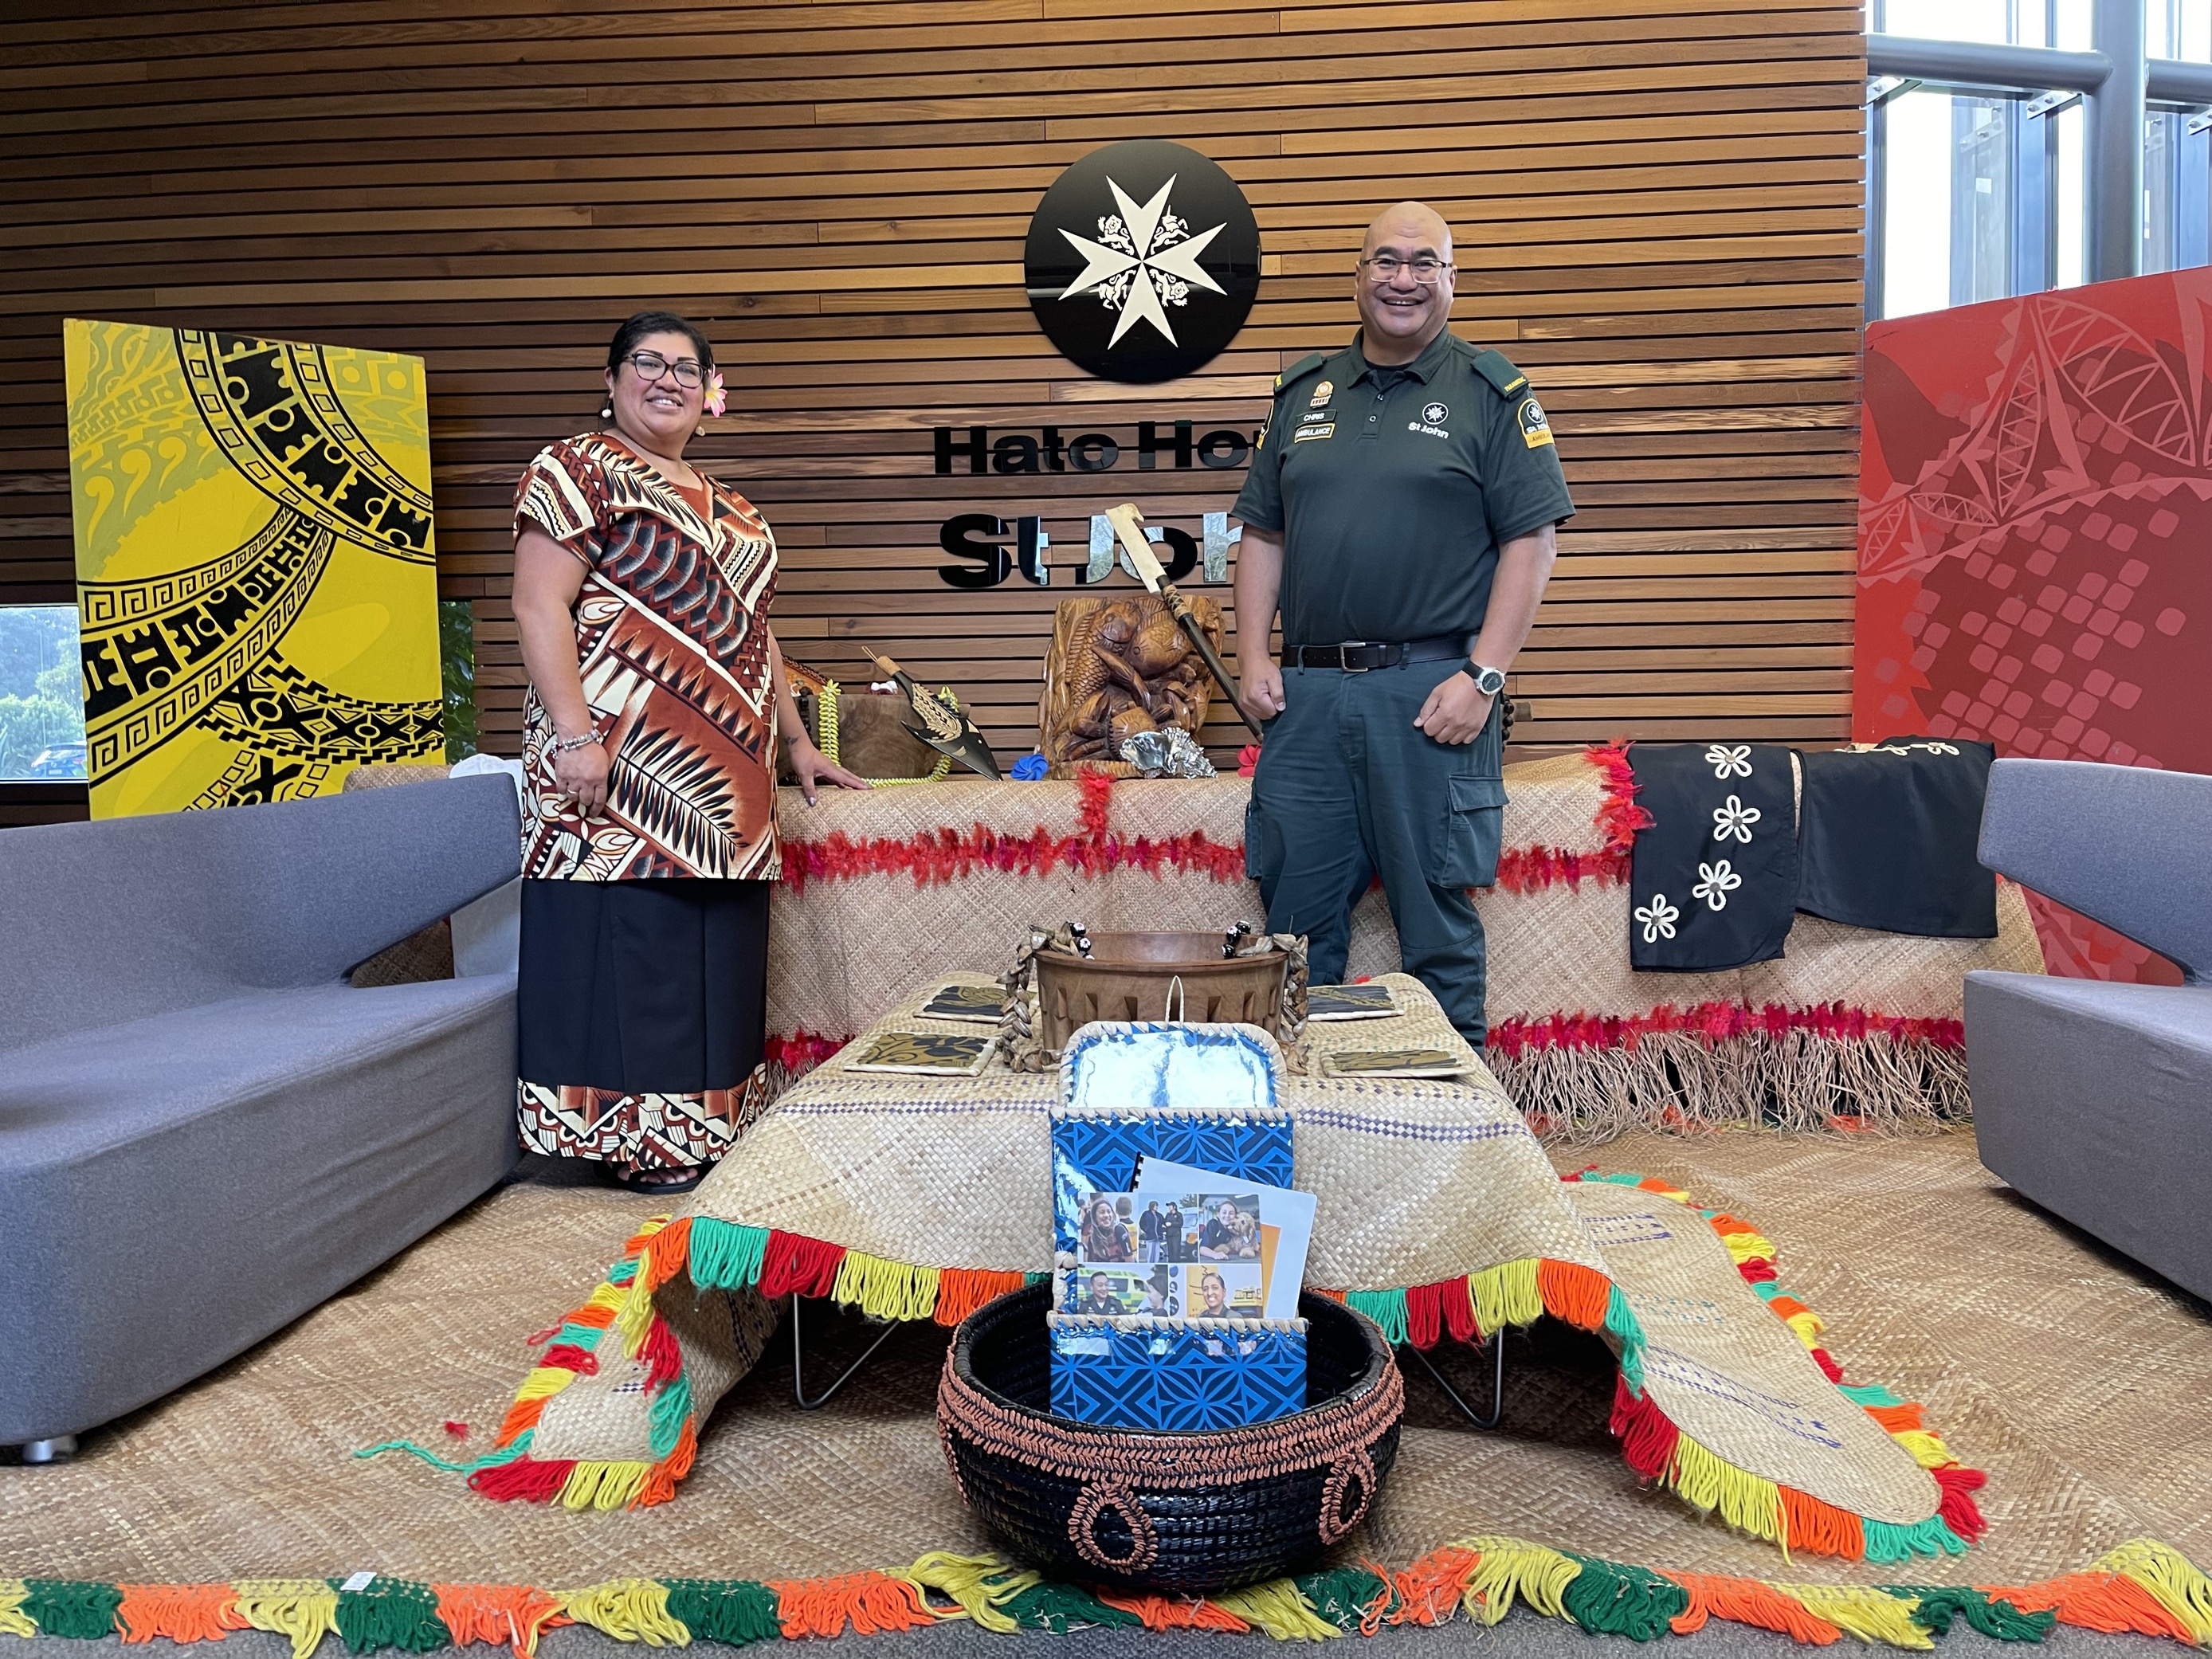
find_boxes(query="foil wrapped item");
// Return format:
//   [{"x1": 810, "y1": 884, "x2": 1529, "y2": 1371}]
[{"x1": 1119, "y1": 727, "x2": 1218, "y2": 779}]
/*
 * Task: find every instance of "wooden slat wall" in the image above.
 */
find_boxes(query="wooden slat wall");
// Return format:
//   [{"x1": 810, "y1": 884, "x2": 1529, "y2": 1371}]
[{"x1": 0, "y1": 0, "x2": 1866, "y2": 826}]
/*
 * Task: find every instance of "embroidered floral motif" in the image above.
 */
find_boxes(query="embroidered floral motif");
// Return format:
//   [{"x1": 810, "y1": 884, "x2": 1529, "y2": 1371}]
[
  {"x1": 1712, "y1": 794, "x2": 1761, "y2": 844},
  {"x1": 1634, "y1": 892, "x2": 1680, "y2": 943},
  {"x1": 1877, "y1": 740, "x2": 1961, "y2": 756},
  {"x1": 1692, "y1": 859, "x2": 1742, "y2": 912},
  {"x1": 1704, "y1": 743, "x2": 1753, "y2": 779}
]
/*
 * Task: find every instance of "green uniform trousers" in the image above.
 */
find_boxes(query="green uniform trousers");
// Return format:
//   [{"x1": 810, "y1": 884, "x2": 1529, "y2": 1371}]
[{"x1": 1246, "y1": 659, "x2": 1506, "y2": 1045}]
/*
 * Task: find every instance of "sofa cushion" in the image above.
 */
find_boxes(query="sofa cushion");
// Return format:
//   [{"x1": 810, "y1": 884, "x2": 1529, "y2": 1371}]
[
  {"x1": 0, "y1": 977, "x2": 520, "y2": 1442},
  {"x1": 1966, "y1": 971, "x2": 2212, "y2": 1301}
]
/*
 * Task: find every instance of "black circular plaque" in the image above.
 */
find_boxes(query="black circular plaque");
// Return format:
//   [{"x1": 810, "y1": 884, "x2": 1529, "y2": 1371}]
[{"x1": 1025, "y1": 139, "x2": 1262, "y2": 384}]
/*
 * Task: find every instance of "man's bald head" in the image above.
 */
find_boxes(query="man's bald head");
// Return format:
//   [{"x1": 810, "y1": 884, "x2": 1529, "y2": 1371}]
[
  {"x1": 1363, "y1": 201, "x2": 1453, "y2": 261},
  {"x1": 1355, "y1": 201, "x2": 1457, "y2": 364}
]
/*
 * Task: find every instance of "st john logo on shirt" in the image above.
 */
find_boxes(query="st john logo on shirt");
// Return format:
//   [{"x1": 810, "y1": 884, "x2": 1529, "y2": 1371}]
[{"x1": 1024, "y1": 139, "x2": 1262, "y2": 384}]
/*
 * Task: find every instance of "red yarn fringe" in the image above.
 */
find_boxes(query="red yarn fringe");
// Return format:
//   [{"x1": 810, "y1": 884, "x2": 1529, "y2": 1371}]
[
  {"x1": 1935, "y1": 1461, "x2": 1990, "y2": 1542},
  {"x1": 1610, "y1": 1373, "x2": 1680, "y2": 1479},
  {"x1": 469, "y1": 1456, "x2": 574, "y2": 1503},
  {"x1": 1486, "y1": 1001, "x2": 1966, "y2": 1060},
  {"x1": 758, "y1": 1230, "x2": 847, "y2": 1300}
]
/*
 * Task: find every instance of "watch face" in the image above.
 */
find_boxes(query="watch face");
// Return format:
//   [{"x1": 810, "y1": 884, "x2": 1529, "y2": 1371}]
[{"x1": 1475, "y1": 667, "x2": 1507, "y2": 695}]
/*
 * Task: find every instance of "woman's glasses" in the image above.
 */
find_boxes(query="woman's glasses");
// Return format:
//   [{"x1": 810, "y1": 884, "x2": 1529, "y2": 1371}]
[{"x1": 622, "y1": 350, "x2": 704, "y2": 388}]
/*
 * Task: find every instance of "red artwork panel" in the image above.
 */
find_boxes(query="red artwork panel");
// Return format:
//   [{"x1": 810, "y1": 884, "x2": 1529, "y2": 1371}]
[{"x1": 1856, "y1": 274, "x2": 2211, "y2": 985}]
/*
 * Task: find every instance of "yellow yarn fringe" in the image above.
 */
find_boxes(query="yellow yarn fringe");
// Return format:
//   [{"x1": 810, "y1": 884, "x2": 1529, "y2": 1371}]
[
  {"x1": 832, "y1": 1251, "x2": 942, "y2": 1324},
  {"x1": 230, "y1": 1581, "x2": 340, "y2": 1659},
  {"x1": 1780, "y1": 1310, "x2": 1824, "y2": 1347},
  {"x1": 0, "y1": 1583, "x2": 33, "y2": 1641},
  {"x1": 1716, "y1": 1228, "x2": 1778, "y2": 1264},
  {"x1": 510, "y1": 1367, "x2": 575, "y2": 1405},
  {"x1": 1451, "y1": 1536, "x2": 1583, "y2": 1626},
  {"x1": 2097, "y1": 1539, "x2": 2212, "y2": 1646},
  {"x1": 897, "y1": 1553, "x2": 1040, "y2": 1634},
  {"x1": 557, "y1": 1461, "x2": 651, "y2": 1512},
  {"x1": 581, "y1": 1282, "x2": 628, "y2": 1316},
  {"x1": 1666, "y1": 1437, "x2": 1787, "y2": 1549},
  {"x1": 1784, "y1": 1583, "x2": 1936, "y2": 1649},
  {"x1": 1469, "y1": 1259, "x2": 1543, "y2": 1336},
  {"x1": 557, "y1": 1579, "x2": 688, "y2": 1647},
  {"x1": 1210, "y1": 1579, "x2": 1339, "y2": 1640},
  {"x1": 1888, "y1": 1428, "x2": 1959, "y2": 1470}
]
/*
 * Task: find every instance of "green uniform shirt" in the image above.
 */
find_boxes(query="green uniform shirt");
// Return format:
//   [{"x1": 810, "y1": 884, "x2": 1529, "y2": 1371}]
[{"x1": 1231, "y1": 330, "x2": 1574, "y2": 646}]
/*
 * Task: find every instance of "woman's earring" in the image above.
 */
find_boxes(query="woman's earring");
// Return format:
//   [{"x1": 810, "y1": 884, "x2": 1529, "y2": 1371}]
[
  {"x1": 599, "y1": 402, "x2": 614, "y2": 420},
  {"x1": 694, "y1": 422, "x2": 706, "y2": 437}
]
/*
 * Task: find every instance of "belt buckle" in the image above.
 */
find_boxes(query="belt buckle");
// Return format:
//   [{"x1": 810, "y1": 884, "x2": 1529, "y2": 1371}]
[{"x1": 1339, "y1": 639, "x2": 1372, "y2": 673}]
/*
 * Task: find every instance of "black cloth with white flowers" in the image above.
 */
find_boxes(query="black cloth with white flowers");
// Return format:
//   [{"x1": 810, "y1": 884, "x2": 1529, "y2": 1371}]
[
  {"x1": 1627, "y1": 743, "x2": 1799, "y2": 972},
  {"x1": 1796, "y1": 736, "x2": 1998, "y2": 938}
]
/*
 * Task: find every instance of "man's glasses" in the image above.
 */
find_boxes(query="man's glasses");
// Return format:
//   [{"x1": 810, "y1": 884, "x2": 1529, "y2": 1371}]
[
  {"x1": 1360, "y1": 255, "x2": 1452, "y2": 285},
  {"x1": 622, "y1": 350, "x2": 704, "y2": 388}
]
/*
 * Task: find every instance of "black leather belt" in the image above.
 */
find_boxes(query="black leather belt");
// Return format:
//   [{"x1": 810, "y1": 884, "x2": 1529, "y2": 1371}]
[{"x1": 1280, "y1": 633, "x2": 1472, "y2": 672}]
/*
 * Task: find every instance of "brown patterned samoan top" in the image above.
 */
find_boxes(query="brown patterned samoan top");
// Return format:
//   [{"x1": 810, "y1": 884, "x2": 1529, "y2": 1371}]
[{"x1": 513, "y1": 432, "x2": 779, "y2": 880}]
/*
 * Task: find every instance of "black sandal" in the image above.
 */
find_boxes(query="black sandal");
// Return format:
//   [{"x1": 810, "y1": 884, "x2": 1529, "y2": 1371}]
[{"x1": 598, "y1": 1161, "x2": 713, "y2": 1196}]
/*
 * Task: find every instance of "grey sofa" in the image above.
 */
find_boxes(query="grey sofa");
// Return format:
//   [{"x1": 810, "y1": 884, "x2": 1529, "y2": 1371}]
[
  {"x1": 1967, "y1": 759, "x2": 2212, "y2": 1301},
  {"x1": 0, "y1": 775, "x2": 522, "y2": 1454}
]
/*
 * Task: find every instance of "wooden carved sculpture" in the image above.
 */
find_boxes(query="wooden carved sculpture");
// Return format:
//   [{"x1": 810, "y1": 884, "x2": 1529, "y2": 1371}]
[{"x1": 1037, "y1": 593, "x2": 1225, "y2": 775}]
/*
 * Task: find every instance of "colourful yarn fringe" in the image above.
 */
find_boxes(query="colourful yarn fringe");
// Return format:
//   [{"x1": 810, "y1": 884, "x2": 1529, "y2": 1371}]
[
  {"x1": 357, "y1": 1220, "x2": 697, "y2": 1515},
  {"x1": 1567, "y1": 1170, "x2": 1988, "y2": 1561},
  {"x1": 447, "y1": 1159, "x2": 1980, "y2": 1555},
  {"x1": 5, "y1": 1543, "x2": 2206, "y2": 1650}
]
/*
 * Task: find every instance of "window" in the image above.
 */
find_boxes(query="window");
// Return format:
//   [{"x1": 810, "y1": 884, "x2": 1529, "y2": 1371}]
[
  {"x1": 1870, "y1": 0, "x2": 2212, "y2": 316},
  {"x1": 0, "y1": 606, "x2": 87, "y2": 782}
]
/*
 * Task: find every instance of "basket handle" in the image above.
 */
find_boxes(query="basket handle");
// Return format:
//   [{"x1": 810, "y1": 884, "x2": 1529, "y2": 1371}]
[{"x1": 1163, "y1": 975, "x2": 1186, "y2": 1023}]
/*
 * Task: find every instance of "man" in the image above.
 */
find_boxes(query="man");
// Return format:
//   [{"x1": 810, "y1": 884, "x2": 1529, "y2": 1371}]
[
  {"x1": 1162, "y1": 1198, "x2": 1186, "y2": 1262},
  {"x1": 1231, "y1": 202, "x2": 1573, "y2": 1045},
  {"x1": 1138, "y1": 1199, "x2": 1165, "y2": 1262},
  {"x1": 1081, "y1": 1272, "x2": 1125, "y2": 1316}
]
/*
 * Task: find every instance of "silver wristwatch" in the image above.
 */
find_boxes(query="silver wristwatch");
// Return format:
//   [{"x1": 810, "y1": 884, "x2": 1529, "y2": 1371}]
[{"x1": 1469, "y1": 662, "x2": 1508, "y2": 696}]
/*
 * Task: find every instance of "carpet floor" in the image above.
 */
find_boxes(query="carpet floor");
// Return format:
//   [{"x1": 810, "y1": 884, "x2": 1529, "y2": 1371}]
[{"x1": 2, "y1": 1128, "x2": 2206, "y2": 1598}]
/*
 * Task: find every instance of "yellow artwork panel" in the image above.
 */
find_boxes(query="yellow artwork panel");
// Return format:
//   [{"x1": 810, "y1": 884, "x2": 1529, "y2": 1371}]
[{"x1": 65, "y1": 319, "x2": 444, "y2": 818}]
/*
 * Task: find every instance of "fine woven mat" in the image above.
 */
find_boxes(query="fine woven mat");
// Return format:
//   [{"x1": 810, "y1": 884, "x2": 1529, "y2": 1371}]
[
  {"x1": 4, "y1": 1130, "x2": 2206, "y2": 1592},
  {"x1": 762, "y1": 760, "x2": 2046, "y2": 1137},
  {"x1": 461, "y1": 979, "x2": 1971, "y2": 1547}
]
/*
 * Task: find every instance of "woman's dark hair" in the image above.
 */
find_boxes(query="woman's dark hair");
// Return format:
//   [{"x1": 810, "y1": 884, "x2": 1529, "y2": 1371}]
[{"x1": 606, "y1": 310, "x2": 714, "y2": 373}]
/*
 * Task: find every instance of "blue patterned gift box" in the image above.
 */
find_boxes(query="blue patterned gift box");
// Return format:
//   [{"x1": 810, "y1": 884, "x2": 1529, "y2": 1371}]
[
  {"x1": 1050, "y1": 1022, "x2": 1293, "y2": 1261},
  {"x1": 1048, "y1": 1314, "x2": 1308, "y2": 1430}
]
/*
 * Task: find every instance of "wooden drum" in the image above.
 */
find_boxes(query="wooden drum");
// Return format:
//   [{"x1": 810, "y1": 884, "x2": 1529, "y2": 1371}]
[{"x1": 1032, "y1": 930, "x2": 1287, "y2": 1050}]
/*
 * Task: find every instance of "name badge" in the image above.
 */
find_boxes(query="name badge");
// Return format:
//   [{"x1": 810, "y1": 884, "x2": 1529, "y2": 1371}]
[{"x1": 1292, "y1": 423, "x2": 1334, "y2": 442}]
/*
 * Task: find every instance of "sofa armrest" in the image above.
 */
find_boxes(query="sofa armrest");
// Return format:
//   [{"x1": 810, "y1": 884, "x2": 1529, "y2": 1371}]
[{"x1": 1979, "y1": 759, "x2": 2212, "y2": 981}]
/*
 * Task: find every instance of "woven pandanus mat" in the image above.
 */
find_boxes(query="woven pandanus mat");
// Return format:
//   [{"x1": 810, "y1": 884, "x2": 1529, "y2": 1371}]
[
  {"x1": 3, "y1": 1131, "x2": 2208, "y2": 1601},
  {"x1": 429, "y1": 979, "x2": 2007, "y2": 1558},
  {"x1": 763, "y1": 762, "x2": 2048, "y2": 1144}
]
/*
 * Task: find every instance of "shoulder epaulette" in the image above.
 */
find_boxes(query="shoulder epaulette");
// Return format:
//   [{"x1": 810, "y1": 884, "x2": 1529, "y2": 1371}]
[
  {"x1": 1272, "y1": 351, "x2": 1329, "y2": 395},
  {"x1": 1469, "y1": 347, "x2": 1532, "y2": 398}
]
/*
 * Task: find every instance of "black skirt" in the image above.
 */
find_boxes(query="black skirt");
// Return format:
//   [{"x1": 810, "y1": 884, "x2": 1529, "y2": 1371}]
[{"x1": 515, "y1": 877, "x2": 771, "y2": 1168}]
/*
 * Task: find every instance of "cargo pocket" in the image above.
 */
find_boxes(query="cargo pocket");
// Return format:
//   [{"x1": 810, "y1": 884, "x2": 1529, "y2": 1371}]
[
  {"x1": 1243, "y1": 794, "x2": 1272, "y2": 881},
  {"x1": 1433, "y1": 774, "x2": 1508, "y2": 888}
]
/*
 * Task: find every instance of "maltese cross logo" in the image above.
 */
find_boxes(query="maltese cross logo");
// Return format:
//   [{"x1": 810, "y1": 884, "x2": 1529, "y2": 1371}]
[{"x1": 1057, "y1": 175, "x2": 1229, "y2": 350}]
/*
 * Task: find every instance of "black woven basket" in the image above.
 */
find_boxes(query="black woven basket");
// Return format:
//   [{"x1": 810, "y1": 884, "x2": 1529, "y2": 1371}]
[{"x1": 935, "y1": 1284, "x2": 1402, "y2": 1594}]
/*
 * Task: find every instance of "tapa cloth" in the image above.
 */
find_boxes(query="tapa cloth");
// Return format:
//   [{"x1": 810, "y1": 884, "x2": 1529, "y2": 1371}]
[
  {"x1": 1626, "y1": 743, "x2": 1799, "y2": 972},
  {"x1": 516, "y1": 877, "x2": 773, "y2": 1169},
  {"x1": 513, "y1": 433, "x2": 781, "y2": 882},
  {"x1": 1799, "y1": 738, "x2": 2000, "y2": 937}
]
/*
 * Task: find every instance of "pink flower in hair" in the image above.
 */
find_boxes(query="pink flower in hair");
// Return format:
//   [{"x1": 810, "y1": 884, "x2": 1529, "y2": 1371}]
[{"x1": 703, "y1": 369, "x2": 728, "y2": 418}]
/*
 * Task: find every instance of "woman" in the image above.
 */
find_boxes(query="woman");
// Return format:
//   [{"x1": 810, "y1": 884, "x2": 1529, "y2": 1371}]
[
  {"x1": 1197, "y1": 1269, "x2": 1230, "y2": 1319},
  {"x1": 1081, "y1": 1195, "x2": 1134, "y2": 1262},
  {"x1": 511, "y1": 311, "x2": 866, "y2": 1193}
]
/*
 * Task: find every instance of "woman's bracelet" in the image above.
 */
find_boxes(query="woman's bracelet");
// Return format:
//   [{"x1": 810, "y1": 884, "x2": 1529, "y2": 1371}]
[{"x1": 551, "y1": 731, "x2": 601, "y2": 756}]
